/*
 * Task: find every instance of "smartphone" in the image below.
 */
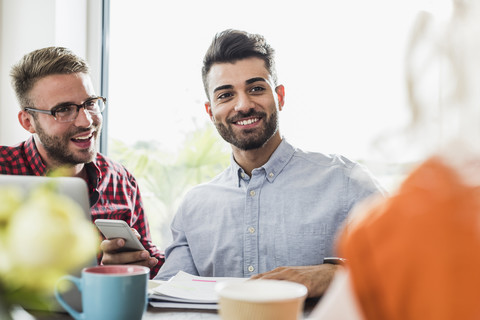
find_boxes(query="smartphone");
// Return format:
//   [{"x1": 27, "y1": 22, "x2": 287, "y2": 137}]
[{"x1": 94, "y1": 219, "x2": 145, "y2": 252}]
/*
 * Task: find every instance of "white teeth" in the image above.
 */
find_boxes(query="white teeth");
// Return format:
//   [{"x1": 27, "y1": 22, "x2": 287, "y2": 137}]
[
  {"x1": 74, "y1": 134, "x2": 92, "y2": 140},
  {"x1": 237, "y1": 118, "x2": 259, "y2": 126}
]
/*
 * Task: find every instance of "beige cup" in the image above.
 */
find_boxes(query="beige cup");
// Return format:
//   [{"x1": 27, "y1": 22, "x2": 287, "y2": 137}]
[{"x1": 216, "y1": 279, "x2": 307, "y2": 320}]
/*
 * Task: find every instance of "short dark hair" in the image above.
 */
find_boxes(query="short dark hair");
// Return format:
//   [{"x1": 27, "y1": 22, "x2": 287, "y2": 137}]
[
  {"x1": 201, "y1": 29, "x2": 277, "y2": 99},
  {"x1": 10, "y1": 47, "x2": 90, "y2": 109}
]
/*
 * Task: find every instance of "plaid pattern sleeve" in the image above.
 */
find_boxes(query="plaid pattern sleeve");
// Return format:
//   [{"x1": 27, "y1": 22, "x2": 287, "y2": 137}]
[{"x1": 89, "y1": 154, "x2": 164, "y2": 278}]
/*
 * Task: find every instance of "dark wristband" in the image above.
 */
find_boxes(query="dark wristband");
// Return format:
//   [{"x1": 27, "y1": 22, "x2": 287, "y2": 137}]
[{"x1": 323, "y1": 257, "x2": 347, "y2": 265}]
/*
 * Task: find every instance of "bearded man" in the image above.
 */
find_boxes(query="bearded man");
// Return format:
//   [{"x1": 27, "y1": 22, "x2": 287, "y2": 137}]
[{"x1": 154, "y1": 29, "x2": 385, "y2": 297}]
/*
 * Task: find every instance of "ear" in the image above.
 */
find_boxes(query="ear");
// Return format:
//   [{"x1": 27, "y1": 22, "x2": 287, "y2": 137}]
[
  {"x1": 18, "y1": 110, "x2": 37, "y2": 133},
  {"x1": 205, "y1": 101, "x2": 214, "y2": 121},
  {"x1": 275, "y1": 85, "x2": 285, "y2": 111}
]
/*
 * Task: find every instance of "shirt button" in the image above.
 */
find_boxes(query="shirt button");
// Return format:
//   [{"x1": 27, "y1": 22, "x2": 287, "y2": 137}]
[
  {"x1": 248, "y1": 266, "x2": 255, "y2": 272},
  {"x1": 269, "y1": 172, "x2": 274, "y2": 178},
  {"x1": 241, "y1": 172, "x2": 246, "y2": 178},
  {"x1": 248, "y1": 227, "x2": 255, "y2": 234},
  {"x1": 250, "y1": 190, "x2": 256, "y2": 197}
]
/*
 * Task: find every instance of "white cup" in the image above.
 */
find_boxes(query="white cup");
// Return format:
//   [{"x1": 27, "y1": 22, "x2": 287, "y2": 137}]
[{"x1": 216, "y1": 279, "x2": 307, "y2": 320}]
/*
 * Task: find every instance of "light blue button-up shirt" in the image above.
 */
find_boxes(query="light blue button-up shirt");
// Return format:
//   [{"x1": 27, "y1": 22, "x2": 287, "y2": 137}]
[{"x1": 155, "y1": 139, "x2": 384, "y2": 280}]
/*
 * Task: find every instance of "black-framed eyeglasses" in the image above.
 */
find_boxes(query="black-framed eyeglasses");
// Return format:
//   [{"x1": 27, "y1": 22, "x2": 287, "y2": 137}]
[{"x1": 24, "y1": 97, "x2": 107, "y2": 123}]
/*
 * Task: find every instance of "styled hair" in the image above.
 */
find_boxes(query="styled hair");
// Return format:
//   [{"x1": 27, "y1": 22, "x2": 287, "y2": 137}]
[
  {"x1": 201, "y1": 29, "x2": 277, "y2": 99},
  {"x1": 10, "y1": 46, "x2": 90, "y2": 109}
]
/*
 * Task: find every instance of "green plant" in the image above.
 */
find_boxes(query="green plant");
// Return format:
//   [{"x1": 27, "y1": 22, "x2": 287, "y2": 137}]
[{"x1": 109, "y1": 123, "x2": 230, "y2": 249}]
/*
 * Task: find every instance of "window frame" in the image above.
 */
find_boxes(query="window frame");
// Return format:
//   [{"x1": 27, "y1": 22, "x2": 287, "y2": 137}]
[{"x1": 100, "y1": 0, "x2": 111, "y2": 154}]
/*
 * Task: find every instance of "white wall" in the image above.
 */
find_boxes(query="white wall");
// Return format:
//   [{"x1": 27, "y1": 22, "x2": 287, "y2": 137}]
[{"x1": 0, "y1": 0, "x2": 102, "y2": 146}]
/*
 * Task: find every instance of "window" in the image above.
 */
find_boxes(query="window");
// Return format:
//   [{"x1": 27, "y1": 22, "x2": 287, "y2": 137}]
[{"x1": 107, "y1": 0, "x2": 451, "y2": 248}]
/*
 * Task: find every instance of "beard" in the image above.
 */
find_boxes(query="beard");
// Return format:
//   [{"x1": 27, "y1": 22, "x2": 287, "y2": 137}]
[
  {"x1": 214, "y1": 109, "x2": 279, "y2": 151},
  {"x1": 34, "y1": 120, "x2": 101, "y2": 166}
]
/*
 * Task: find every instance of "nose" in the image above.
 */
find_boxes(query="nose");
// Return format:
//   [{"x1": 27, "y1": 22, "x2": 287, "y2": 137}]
[
  {"x1": 234, "y1": 92, "x2": 254, "y2": 112},
  {"x1": 74, "y1": 107, "x2": 94, "y2": 127}
]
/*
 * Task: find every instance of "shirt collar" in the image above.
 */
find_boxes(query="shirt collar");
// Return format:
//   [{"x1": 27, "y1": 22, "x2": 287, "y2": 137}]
[
  {"x1": 230, "y1": 138, "x2": 296, "y2": 187},
  {"x1": 85, "y1": 161, "x2": 101, "y2": 186},
  {"x1": 25, "y1": 136, "x2": 48, "y2": 175},
  {"x1": 84, "y1": 157, "x2": 102, "y2": 207}
]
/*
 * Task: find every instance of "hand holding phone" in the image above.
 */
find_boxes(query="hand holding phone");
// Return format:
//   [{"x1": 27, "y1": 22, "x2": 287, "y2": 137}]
[{"x1": 94, "y1": 219, "x2": 145, "y2": 252}]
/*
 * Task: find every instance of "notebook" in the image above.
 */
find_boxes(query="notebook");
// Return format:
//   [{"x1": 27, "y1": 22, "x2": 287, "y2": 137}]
[{"x1": 0, "y1": 174, "x2": 97, "y2": 313}]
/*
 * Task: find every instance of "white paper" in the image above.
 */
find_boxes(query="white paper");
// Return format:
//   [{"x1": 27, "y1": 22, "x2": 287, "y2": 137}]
[
  {"x1": 150, "y1": 271, "x2": 246, "y2": 304},
  {"x1": 149, "y1": 300, "x2": 218, "y2": 310}
]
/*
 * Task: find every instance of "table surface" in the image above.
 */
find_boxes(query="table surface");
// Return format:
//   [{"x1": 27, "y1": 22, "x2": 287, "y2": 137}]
[{"x1": 25, "y1": 298, "x2": 320, "y2": 319}]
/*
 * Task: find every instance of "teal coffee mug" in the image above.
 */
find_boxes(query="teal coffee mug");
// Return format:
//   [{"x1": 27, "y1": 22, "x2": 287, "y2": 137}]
[{"x1": 55, "y1": 265, "x2": 149, "y2": 320}]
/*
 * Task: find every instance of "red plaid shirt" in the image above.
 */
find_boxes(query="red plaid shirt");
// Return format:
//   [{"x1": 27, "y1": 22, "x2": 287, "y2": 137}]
[{"x1": 0, "y1": 136, "x2": 164, "y2": 278}]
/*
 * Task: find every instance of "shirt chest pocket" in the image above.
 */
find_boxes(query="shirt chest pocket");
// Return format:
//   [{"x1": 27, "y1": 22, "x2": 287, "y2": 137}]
[{"x1": 274, "y1": 224, "x2": 327, "y2": 267}]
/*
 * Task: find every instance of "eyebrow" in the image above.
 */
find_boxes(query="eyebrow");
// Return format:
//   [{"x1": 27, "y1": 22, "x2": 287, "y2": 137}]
[
  {"x1": 212, "y1": 77, "x2": 267, "y2": 95},
  {"x1": 51, "y1": 96, "x2": 98, "y2": 109},
  {"x1": 213, "y1": 84, "x2": 233, "y2": 95},
  {"x1": 245, "y1": 77, "x2": 267, "y2": 85}
]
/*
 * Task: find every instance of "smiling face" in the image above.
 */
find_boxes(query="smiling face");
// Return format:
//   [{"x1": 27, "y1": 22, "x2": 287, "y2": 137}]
[
  {"x1": 19, "y1": 73, "x2": 102, "y2": 168},
  {"x1": 205, "y1": 57, "x2": 285, "y2": 151}
]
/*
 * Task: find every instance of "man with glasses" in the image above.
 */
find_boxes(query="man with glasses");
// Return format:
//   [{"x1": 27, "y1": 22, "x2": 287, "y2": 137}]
[{"x1": 0, "y1": 47, "x2": 162, "y2": 278}]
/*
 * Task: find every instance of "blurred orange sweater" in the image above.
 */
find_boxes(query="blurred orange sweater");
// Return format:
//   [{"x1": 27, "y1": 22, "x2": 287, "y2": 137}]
[{"x1": 338, "y1": 157, "x2": 480, "y2": 320}]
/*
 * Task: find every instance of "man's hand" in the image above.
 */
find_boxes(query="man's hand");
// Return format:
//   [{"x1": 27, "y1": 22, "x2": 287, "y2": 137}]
[
  {"x1": 250, "y1": 264, "x2": 339, "y2": 298},
  {"x1": 100, "y1": 228, "x2": 158, "y2": 270}
]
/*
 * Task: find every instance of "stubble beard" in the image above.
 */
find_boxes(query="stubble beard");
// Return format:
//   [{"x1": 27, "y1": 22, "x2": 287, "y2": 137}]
[
  {"x1": 214, "y1": 109, "x2": 279, "y2": 151},
  {"x1": 34, "y1": 120, "x2": 101, "y2": 166}
]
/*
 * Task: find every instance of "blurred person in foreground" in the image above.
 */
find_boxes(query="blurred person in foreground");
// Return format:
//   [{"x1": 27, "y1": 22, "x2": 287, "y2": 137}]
[
  {"x1": 311, "y1": 1, "x2": 480, "y2": 318},
  {"x1": 0, "y1": 47, "x2": 162, "y2": 278},
  {"x1": 155, "y1": 29, "x2": 386, "y2": 297}
]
